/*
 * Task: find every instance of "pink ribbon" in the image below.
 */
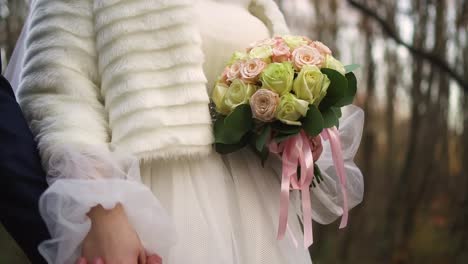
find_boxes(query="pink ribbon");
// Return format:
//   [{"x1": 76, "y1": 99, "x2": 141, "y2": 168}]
[
  {"x1": 268, "y1": 127, "x2": 348, "y2": 248},
  {"x1": 321, "y1": 127, "x2": 349, "y2": 229}
]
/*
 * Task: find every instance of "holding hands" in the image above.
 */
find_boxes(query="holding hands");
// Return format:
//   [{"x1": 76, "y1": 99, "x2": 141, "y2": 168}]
[{"x1": 78, "y1": 204, "x2": 162, "y2": 264}]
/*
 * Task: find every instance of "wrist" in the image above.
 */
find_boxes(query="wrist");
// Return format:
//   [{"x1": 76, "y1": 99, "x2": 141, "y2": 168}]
[{"x1": 88, "y1": 203, "x2": 126, "y2": 224}]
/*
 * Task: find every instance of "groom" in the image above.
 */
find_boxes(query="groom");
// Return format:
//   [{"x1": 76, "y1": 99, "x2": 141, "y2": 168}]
[{"x1": 0, "y1": 58, "x2": 50, "y2": 263}]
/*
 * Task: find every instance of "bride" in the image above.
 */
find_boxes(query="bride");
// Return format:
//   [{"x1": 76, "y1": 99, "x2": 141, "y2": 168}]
[{"x1": 7, "y1": 0, "x2": 364, "y2": 263}]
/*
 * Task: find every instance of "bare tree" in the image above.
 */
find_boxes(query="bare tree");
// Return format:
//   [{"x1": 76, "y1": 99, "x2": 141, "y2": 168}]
[{"x1": 347, "y1": 0, "x2": 468, "y2": 91}]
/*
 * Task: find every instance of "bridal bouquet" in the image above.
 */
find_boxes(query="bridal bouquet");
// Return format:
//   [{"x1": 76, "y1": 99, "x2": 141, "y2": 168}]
[{"x1": 210, "y1": 35, "x2": 359, "y2": 247}]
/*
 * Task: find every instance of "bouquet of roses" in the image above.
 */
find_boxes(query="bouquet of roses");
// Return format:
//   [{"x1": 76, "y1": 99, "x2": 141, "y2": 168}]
[{"x1": 210, "y1": 35, "x2": 359, "y2": 247}]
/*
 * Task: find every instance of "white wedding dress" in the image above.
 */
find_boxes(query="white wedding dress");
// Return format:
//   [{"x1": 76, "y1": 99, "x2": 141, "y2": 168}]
[
  {"x1": 6, "y1": 0, "x2": 364, "y2": 263},
  {"x1": 126, "y1": 1, "x2": 365, "y2": 260},
  {"x1": 140, "y1": 2, "x2": 311, "y2": 263}
]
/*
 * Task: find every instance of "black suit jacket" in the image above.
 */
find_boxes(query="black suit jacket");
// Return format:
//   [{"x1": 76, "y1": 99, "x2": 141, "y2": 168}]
[{"x1": 0, "y1": 70, "x2": 50, "y2": 263}]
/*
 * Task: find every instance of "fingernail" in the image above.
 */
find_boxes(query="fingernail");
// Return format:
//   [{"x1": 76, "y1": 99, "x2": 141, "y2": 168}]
[
  {"x1": 148, "y1": 255, "x2": 162, "y2": 264},
  {"x1": 93, "y1": 257, "x2": 104, "y2": 264},
  {"x1": 76, "y1": 258, "x2": 87, "y2": 264}
]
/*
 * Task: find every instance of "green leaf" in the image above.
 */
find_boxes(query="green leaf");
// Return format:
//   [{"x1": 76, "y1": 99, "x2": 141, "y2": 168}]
[
  {"x1": 314, "y1": 164, "x2": 323, "y2": 184},
  {"x1": 321, "y1": 108, "x2": 339, "y2": 128},
  {"x1": 345, "y1": 72, "x2": 358, "y2": 97},
  {"x1": 216, "y1": 104, "x2": 253, "y2": 144},
  {"x1": 271, "y1": 121, "x2": 302, "y2": 135},
  {"x1": 344, "y1": 64, "x2": 361, "y2": 73},
  {"x1": 302, "y1": 105, "x2": 324, "y2": 137},
  {"x1": 215, "y1": 132, "x2": 250, "y2": 154},
  {"x1": 215, "y1": 141, "x2": 248, "y2": 154},
  {"x1": 274, "y1": 133, "x2": 298, "y2": 143},
  {"x1": 319, "y1": 68, "x2": 348, "y2": 110},
  {"x1": 214, "y1": 116, "x2": 228, "y2": 144},
  {"x1": 331, "y1": 107, "x2": 342, "y2": 118},
  {"x1": 256, "y1": 125, "x2": 271, "y2": 153},
  {"x1": 334, "y1": 72, "x2": 357, "y2": 107}
]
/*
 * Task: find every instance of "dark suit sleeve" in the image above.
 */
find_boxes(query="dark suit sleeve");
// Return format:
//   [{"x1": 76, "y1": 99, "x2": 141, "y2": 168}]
[{"x1": 0, "y1": 75, "x2": 50, "y2": 264}]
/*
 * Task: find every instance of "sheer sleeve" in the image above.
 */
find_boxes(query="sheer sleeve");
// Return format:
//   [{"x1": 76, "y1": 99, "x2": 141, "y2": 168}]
[{"x1": 15, "y1": 1, "x2": 175, "y2": 263}]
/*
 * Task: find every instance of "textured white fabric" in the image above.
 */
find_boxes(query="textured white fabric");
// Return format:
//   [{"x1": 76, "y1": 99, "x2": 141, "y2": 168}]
[
  {"x1": 134, "y1": 2, "x2": 363, "y2": 263},
  {"x1": 9, "y1": 0, "x2": 364, "y2": 263},
  {"x1": 140, "y1": 108, "x2": 364, "y2": 264},
  {"x1": 141, "y1": 151, "x2": 312, "y2": 264},
  {"x1": 137, "y1": 2, "x2": 313, "y2": 263}
]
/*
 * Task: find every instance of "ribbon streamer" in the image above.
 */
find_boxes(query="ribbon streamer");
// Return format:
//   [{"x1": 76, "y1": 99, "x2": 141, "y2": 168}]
[
  {"x1": 321, "y1": 127, "x2": 349, "y2": 229},
  {"x1": 268, "y1": 127, "x2": 348, "y2": 248}
]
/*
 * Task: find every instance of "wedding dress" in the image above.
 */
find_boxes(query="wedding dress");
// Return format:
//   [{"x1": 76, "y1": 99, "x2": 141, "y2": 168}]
[{"x1": 7, "y1": 0, "x2": 364, "y2": 263}]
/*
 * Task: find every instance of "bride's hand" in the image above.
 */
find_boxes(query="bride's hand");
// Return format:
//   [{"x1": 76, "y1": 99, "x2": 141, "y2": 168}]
[{"x1": 81, "y1": 203, "x2": 147, "y2": 264}]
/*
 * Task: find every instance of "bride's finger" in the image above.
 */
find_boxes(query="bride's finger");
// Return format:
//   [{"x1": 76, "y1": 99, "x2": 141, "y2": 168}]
[
  {"x1": 76, "y1": 257, "x2": 87, "y2": 264},
  {"x1": 92, "y1": 257, "x2": 104, "y2": 264},
  {"x1": 147, "y1": 254, "x2": 163, "y2": 264},
  {"x1": 138, "y1": 247, "x2": 147, "y2": 264}
]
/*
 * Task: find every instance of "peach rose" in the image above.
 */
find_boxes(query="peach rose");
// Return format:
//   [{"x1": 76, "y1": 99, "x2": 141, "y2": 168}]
[
  {"x1": 227, "y1": 61, "x2": 243, "y2": 82},
  {"x1": 310, "y1": 41, "x2": 332, "y2": 56},
  {"x1": 272, "y1": 43, "x2": 291, "y2": 63},
  {"x1": 249, "y1": 88, "x2": 280, "y2": 122},
  {"x1": 291, "y1": 45, "x2": 323, "y2": 70},
  {"x1": 240, "y1": 59, "x2": 266, "y2": 83},
  {"x1": 220, "y1": 66, "x2": 230, "y2": 84},
  {"x1": 273, "y1": 36, "x2": 286, "y2": 45},
  {"x1": 308, "y1": 135, "x2": 323, "y2": 161}
]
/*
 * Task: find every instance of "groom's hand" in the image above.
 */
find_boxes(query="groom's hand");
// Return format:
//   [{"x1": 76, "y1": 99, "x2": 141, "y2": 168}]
[{"x1": 81, "y1": 203, "x2": 147, "y2": 264}]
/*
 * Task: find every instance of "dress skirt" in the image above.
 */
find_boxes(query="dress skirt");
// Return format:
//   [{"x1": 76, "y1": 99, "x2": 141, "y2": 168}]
[{"x1": 141, "y1": 149, "x2": 313, "y2": 264}]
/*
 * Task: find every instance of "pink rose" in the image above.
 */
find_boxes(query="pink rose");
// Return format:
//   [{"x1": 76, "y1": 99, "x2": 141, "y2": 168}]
[
  {"x1": 240, "y1": 59, "x2": 266, "y2": 83},
  {"x1": 273, "y1": 36, "x2": 286, "y2": 45},
  {"x1": 250, "y1": 88, "x2": 280, "y2": 122},
  {"x1": 310, "y1": 41, "x2": 332, "y2": 56},
  {"x1": 227, "y1": 61, "x2": 242, "y2": 82},
  {"x1": 220, "y1": 66, "x2": 230, "y2": 84},
  {"x1": 308, "y1": 135, "x2": 323, "y2": 161},
  {"x1": 272, "y1": 43, "x2": 291, "y2": 63},
  {"x1": 291, "y1": 45, "x2": 323, "y2": 70}
]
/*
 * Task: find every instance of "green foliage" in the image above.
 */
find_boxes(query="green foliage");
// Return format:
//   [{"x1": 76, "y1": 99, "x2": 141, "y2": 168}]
[
  {"x1": 321, "y1": 107, "x2": 340, "y2": 128},
  {"x1": 271, "y1": 121, "x2": 301, "y2": 143},
  {"x1": 214, "y1": 104, "x2": 253, "y2": 144},
  {"x1": 255, "y1": 125, "x2": 272, "y2": 165},
  {"x1": 302, "y1": 105, "x2": 324, "y2": 137},
  {"x1": 255, "y1": 125, "x2": 271, "y2": 153},
  {"x1": 334, "y1": 72, "x2": 357, "y2": 106},
  {"x1": 318, "y1": 68, "x2": 349, "y2": 110}
]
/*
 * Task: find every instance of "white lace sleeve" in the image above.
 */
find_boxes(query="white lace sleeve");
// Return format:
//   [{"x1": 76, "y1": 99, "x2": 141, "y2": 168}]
[{"x1": 14, "y1": 1, "x2": 176, "y2": 263}]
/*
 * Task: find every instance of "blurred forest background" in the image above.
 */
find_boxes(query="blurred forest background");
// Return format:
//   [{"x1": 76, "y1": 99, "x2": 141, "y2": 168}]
[{"x1": 1, "y1": 0, "x2": 467, "y2": 263}]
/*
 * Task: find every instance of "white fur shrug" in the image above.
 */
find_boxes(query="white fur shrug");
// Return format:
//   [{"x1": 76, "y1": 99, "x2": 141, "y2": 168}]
[{"x1": 18, "y1": 0, "x2": 289, "y2": 170}]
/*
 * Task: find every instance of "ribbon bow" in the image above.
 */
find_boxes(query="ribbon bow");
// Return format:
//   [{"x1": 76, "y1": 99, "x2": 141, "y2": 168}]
[{"x1": 269, "y1": 126, "x2": 348, "y2": 248}]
